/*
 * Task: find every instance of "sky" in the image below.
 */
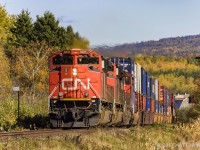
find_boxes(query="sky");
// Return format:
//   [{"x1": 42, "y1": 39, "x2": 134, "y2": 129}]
[{"x1": 1, "y1": 0, "x2": 200, "y2": 46}]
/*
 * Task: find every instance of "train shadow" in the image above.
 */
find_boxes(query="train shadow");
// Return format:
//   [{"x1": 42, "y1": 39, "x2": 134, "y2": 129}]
[{"x1": 18, "y1": 115, "x2": 50, "y2": 130}]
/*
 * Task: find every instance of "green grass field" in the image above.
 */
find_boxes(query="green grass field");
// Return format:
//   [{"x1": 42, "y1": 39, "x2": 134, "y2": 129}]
[{"x1": 1, "y1": 119, "x2": 200, "y2": 150}]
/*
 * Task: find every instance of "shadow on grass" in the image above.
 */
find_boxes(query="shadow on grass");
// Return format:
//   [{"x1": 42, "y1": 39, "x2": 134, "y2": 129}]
[{"x1": 18, "y1": 115, "x2": 50, "y2": 129}]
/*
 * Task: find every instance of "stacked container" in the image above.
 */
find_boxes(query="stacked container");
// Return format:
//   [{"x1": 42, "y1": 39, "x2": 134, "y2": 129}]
[
  {"x1": 109, "y1": 57, "x2": 174, "y2": 124},
  {"x1": 146, "y1": 97, "x2": 151, "y2": 111},
  {"x1": 141, "y1": 68, "x2": 147, "y2": 96},
  {"x1": 155, "y1": 101, "x2": 159, "y2": 113},
  {"x1": 147, "y1": 73, "x2": 151, "y2": 98},
  {"x1": 155, "y1": 79, "x2": 159, "y2": 101},
  {"x1": 109, "y1": 57, "x2": 134, "y2": 75},
  {"x1": 159, "y1": 86, "x2": 166, "y2": 102},
  {"x1": 135, "y1": 92, "x2": 139, "y2": 112},
  {"x1": 135, "y1": 63, "x2": 142, "y2": 94},
  {"x1": 159, "y1": 103, "x2": 163, "y2": 114},
  {"x1": 150, "y1": 99, "x2": 155, "y2": 112},
  {"x1": 166, "y1": 88, "x2": 170, "y2": 106},
  {"x1": 150, "y1": 78, "x2": 155, "y2": 100}
]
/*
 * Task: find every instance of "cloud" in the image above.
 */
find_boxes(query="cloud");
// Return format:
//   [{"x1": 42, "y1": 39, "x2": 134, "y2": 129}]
[{"x1": 58, "y1": 16, "x2": 77, "y2": 24}]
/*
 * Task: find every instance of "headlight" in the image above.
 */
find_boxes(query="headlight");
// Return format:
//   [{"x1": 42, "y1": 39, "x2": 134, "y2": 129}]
[
  {"x1": 58, "y1": 92, "x2": 63, "y2": 97},
  {"x1": 84, "y1": 92, "x2": 89, "y2": 98},
  {"x1": 72, "y1": 68, "x2": 77, "y2": 76}
]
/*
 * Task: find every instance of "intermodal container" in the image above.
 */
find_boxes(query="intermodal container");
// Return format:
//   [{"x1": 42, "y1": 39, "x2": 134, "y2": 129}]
[
  {"x1": 140, "y1": 95, "x2": 146, "y2": 110},
  {"x1": 155, "y1": 101, "x2": 159, "y2": 113},
  {"x1": 134, "y1": 64, "x2": 137, "y2": 92},
  {"x1": 135, "y1": 63, "x2": 141, "y2": 93},
  {"x1": 159, "y1": 103, "x2": 163, "y2": 114},
  {"x1": 150, "y1": 78, "x2": 155, "y2": 99},
  {"x1": 142, "y1": 95, "x2": 147, "y2": 110},
  {"x1": 166, "y1": 88, "x2": 170, "y2": 106},
  {"x1": 158, "y1": 101, "x2": 163, "y2": 114},
  {"x1": 146, "y1": 97, "x2": 151, "y2": 111},
  {"x1": 164, "y1": 104, "x2": 168, "y2": 115},
  {"x1": 155, "y1": 79, "x2": 159, "y2": 101},
  {"x1": 141, "y1": 68, "x2": 147, "y2": 96},
  {"x1": 159, "y1": 86, "x2": 166, "y2": 102},
  {"x1": 109, "y1": 57, "x2": 134, "y2": 75},
  {"x1": 135, "y1": 92, "x2": 139, "y2": 112},
  {"x1": 138, "y1": 94, "x2": 144, "y2": 110},
  {"x1": 139, "y1": 94, "x2": 143, "y2": 110},
  {"x1": 150, "y1": 99, "x2": 155, "y2": 112},
  {"x1": 147, "y1": 73, "x2": 151, "y2": 97},
  {"x1": 167, "y1": 106, "x2": 171, "y2": 115}
]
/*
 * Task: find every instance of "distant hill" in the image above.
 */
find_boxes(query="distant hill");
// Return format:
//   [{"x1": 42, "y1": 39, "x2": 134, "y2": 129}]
[{"x1": 94, "y1": 34, "x2": 200, "y2": 57}]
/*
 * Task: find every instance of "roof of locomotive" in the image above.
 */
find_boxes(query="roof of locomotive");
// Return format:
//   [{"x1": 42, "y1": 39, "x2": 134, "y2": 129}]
[{"x1": 49, "y1": 49, "x2": 102, "y2": 59}]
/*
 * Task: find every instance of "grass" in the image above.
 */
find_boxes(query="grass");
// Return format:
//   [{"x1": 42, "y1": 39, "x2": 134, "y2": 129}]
[{"x1": 1, "y1": 120, "x2": 200, "y2": 150}]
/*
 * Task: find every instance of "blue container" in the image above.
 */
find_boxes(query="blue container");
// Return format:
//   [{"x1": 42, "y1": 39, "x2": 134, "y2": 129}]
[
  {"x1": 110, "y1": 57, "x2": 134, "y2": 75},
  {"x1": 166, "y1": 88, "x2": 170, "y2": 105},
  {"x1": 146, "y1": 97, "x2": 151, "y2": 111},
  {"x1": 141, "y1": 68, "x2": 147, "y2": 96},
  {"x1": 155, "y1": 101, "x2": 159, "y2": 113},
  {"x1": 164, "y1": 105, "x2": 168, "y2": 115},
  {"x1": 147, "y1": 73, "x2": 151, "y2": 97},
  {"x1": 159, "y1": 103, "x2": 163, "y2": 114},
  {"x1": 150, "y1": 78, "x2": 155, "y2": 99}
]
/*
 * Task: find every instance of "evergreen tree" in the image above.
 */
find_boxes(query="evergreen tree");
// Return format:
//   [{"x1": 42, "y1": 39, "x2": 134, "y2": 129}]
[
  {"x1": 10, "y1": 10, "x2": 33, "y2": 47},
  {"x1": 66, "y1": 25, "x2": 74, "y2": 46},
  {"x1": 57, "y1": 26, "x2": 68, "y2": 49},
  {"x1": 33, "y1": 11, "x2": 59, "y2": 47}
]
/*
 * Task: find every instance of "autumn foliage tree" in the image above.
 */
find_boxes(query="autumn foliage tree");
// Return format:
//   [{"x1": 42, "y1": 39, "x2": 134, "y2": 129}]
[
  {"x1": 0, "y1": 45, "x2": 12, "y2": 100},
  {"x1": 0, "y1": 5, "x2": 15, "y2": 44},
  {"x1": 0, "y1": 5, "x2": 13, "y2": 100}
]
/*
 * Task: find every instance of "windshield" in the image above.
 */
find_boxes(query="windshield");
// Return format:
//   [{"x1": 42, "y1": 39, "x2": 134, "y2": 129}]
[
  {"x1": 125, "y1": 76, "x2": 131, "y2": 85},
  {"x1": 77, "y1": 57, "x2": 99, "y2": 64},
  {"x1": 53, "y1": 55, "x2": 73, "y2": 65}
]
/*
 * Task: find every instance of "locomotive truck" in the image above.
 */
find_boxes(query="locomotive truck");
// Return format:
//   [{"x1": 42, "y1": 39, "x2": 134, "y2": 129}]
[{"x1": 48, "y1": 49, "x2": 175, "y2": 128}]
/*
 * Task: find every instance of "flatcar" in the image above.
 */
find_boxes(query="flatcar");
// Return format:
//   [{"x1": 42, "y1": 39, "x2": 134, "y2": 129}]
[{"x1": 48, "y1": 49, "x2": 175, "y2": 128}]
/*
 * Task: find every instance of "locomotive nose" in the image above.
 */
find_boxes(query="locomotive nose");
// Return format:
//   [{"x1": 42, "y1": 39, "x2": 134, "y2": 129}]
[{"x1": 59, "y1": 66, "x2": 91, "y2": 99}]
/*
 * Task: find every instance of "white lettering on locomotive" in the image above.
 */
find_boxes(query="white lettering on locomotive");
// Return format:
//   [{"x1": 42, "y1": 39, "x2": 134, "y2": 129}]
[{"x1": 62, "y1": 78, "x2": 90, "y2": 90}]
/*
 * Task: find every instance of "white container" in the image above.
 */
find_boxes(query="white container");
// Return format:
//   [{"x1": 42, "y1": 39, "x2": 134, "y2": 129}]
[
  {"x1": 136, "y1": 63, "x2": 141, "y2": 94},
  {"x1": 134, "y1": 63, "x2": 137, "y2": 92},
  {"x1": 155, "y1": 79, "x2": 159, "y2": 101}
]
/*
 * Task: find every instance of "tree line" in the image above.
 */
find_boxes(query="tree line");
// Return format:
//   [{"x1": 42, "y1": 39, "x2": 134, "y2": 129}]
[{"x1": 133, "y1": 55, "x2": 199, "y2": 94}]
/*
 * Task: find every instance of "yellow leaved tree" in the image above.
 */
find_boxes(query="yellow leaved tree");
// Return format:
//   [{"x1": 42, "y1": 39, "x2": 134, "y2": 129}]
[
  {"x1": 0, "y1": 45, "x2": 11, "y2": 100},
  {"x1": 0, "y1": 5, "x2": 15, "y2": 44}
]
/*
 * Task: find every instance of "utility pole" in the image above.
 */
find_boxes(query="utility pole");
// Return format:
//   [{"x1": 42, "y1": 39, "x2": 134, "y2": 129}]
[{"x1": 13, "y1": 86, "x2": 20, "y2": 125}]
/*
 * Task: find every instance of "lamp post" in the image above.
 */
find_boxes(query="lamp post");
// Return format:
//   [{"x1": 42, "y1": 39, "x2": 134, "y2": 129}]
[{"x1": 13, "y1": 86, "x2": 20, "y2": 124}]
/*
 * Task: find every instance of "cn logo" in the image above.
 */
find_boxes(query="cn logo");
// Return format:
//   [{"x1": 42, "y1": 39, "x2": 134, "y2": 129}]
[{"x1": 62, "y1": 78, "x2": 90, "y2": 91}]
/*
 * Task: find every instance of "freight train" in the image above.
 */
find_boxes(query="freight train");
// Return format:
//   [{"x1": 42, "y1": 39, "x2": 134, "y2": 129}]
[{"x1": 48, "y1": 49, "x2": 175, "y2": 128}]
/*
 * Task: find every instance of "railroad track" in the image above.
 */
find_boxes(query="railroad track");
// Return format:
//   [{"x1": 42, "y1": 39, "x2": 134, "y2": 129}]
[{"x1": 0, "y1": 129, "x2": 87, "y2": 141}]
